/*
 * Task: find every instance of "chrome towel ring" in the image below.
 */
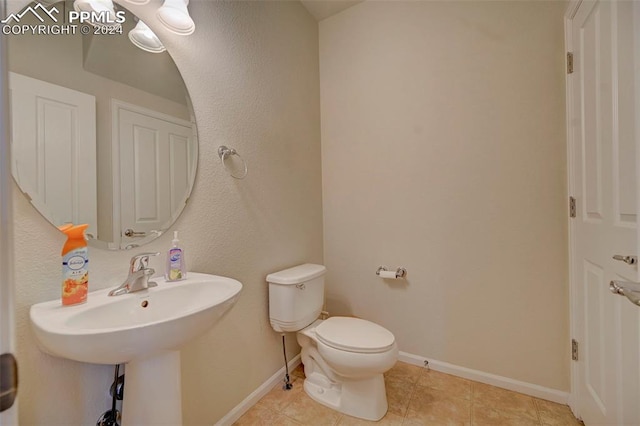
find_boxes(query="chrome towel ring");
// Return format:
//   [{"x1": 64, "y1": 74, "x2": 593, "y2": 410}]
[{"x1": 218, "y1": 145, "x2": 248, "y2": 179}]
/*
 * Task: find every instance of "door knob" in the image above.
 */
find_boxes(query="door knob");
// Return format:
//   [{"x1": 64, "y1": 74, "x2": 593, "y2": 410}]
[
  {"x1": 124, "y1": 229, "x2": 146, "y2": 238},
  {"x1": 609, "y1": 280, "x2": 640, "y2": 306},
  {"x1": 612, "y1": 254, "x2": 637, "y2": 265}
]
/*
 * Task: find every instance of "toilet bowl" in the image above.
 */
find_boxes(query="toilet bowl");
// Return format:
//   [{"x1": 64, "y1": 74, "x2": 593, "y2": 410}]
[
  {"x1": 267, "y1": 264, "x2": 398, "y2": 421},
  {"x1": 297, "y1": 317, "x2": 398, "y2": 421}
]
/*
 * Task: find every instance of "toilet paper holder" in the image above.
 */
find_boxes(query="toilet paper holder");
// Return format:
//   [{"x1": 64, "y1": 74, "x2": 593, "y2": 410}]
[{"x1": 376, "y1": 266, "x2": 407, "y2": 279}]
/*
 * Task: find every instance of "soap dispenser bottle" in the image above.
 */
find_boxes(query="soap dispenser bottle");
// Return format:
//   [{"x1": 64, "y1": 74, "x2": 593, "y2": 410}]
[
  {"x1": 165, "y1": 231, "x2": 186, "y2": 281},
  {"x1": 59, "y1": 224, "x2": 89, "y2": 306}
]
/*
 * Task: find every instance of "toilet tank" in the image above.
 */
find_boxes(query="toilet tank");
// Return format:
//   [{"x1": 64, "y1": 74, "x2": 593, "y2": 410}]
[{"x1": 267, "y1": 264, "x2": 326, "y2": 333}]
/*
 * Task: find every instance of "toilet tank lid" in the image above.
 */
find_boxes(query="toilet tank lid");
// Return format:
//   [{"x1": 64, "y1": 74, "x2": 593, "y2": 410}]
[{"x1": 266, "y1": 264, "x2": 326, "y2": 285}]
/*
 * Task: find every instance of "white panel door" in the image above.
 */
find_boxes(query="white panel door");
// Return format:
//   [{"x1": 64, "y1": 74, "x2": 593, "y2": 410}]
[
  {"x1": 568, "y1": 1, "x2": 640, "y2": 424},
  {"x1": 113, "y1": 100, "x2": 193, "y2": 249},
  {"x1": 9, "y1": 73, "x2": 97, "y2": 237}
]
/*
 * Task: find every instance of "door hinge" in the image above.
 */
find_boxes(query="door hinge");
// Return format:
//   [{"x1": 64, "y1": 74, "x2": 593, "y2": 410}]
[
  {"x1": 569, "y1": 196, "x2": 576, "y2": 218},
  {"x1": 572, "y1": 339, "x2": 579, "y2": 361},
  {"x1": 567, "y1": 52, "x2": 574, "y2": 74}
]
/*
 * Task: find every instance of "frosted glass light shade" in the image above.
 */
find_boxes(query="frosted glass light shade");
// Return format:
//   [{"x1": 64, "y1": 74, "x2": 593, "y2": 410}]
[
  {"x1": 128, "y1": 20, "x2": 166, "y2": 53},
  {"x1": 156, "y1": 0, "x2": 195, "y2": 35}
]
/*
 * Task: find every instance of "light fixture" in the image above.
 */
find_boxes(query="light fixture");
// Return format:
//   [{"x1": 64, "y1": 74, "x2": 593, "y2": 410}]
[
  {"x1": 73, "y1": 0, "x2": 120, "y2": 28},
  {"x1": 156, "y1": 0, "x2": 195, "y2": 36},
  {"x1": 128, "y1": 20, "x2": 166, "y2": 53}
]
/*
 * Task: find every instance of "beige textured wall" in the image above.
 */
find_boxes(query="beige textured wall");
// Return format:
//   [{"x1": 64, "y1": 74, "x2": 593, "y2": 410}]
[
  {"x1": 10, "y1": 0, "x2": 321, "y2": 424},
  {"x1": 320, "y1": 1, "x2": 569, "y2": 390}
]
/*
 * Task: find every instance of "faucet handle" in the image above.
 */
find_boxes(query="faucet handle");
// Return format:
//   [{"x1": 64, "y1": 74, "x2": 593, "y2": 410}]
[{"x1": 129, "y1": 252, "x2": 160, "y2": 273}]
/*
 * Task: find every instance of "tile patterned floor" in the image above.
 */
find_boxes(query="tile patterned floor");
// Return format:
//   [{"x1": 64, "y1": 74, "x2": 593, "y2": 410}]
[{"x1": 234, "y1": 361, "x2": 583, "y2": 426}]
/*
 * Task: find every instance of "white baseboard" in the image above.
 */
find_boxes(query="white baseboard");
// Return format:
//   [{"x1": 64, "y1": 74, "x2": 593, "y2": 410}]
[
  {"x1": 215, "y1": 354, "x2": 301, "y2": 426},
  {"x1": 398, "y1": 351, "x2": 569, "y2": 405}
]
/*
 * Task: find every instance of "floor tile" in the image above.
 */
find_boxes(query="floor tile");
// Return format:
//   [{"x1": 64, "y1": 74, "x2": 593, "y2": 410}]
[
  {"x1": 291, "y1": 363, "x2": 305, "y2": 378},
  {"x1": 273, "y1": 414, "x2": 304, "y2": 425},
  {"x1": 240, "y1": 361, "x2": 577, "y2": 426},
  {"x1": 472, "y1": 383, "x2": 540, "y2": 425},
  {"x1": 418, "y1": 370, "x2": 472, "y2": 400},
  {"x1": 473, "y1": 383, "x2": 538, "y2": 417},
  {"x1": 404, "y1": 415, "x2": 470, "y2": 426},
  {"x1": 472, "y1": 404, "x2": 541, "y2": 426},
  {"x1": 282, "y1": 392, "x2": 342, "y2": 425},
  {"x1": 384, "y1": 375, "x2": 415, "y2": 416},
  {"x1": 336, "y1": 411, "x2": 404, "y2": 425},
  {"x1": 535, "y1": 399, "x2": 582, "y2": 426},
  {"x1": 384, "y1": 361, "x2": 424, "y2": 383},
  {"x1": 233, "y1": 404, "x2": 282, "y2": 425},
  {"x1": 405, "y1": 384, "x2": 471, "y2": 425},
  {"x1": 256, "y1": 376, "x2": 304, "y2": 412}
]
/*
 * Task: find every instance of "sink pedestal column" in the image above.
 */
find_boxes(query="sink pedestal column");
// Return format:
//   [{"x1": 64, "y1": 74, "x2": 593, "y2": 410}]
[{"x1": 122, "y1": 351, "x2": 182, "y2": 425}]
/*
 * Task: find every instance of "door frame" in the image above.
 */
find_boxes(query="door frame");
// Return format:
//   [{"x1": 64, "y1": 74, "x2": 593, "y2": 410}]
[
  {"x1": 0, "y1": 0, "x2": 18, "y2": 419},
  {"x1": 564, "y1": 0, "x2": 582, "y2": 416}
]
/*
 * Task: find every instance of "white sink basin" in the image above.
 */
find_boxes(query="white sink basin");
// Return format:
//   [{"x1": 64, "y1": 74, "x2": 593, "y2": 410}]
[
  {"x1": 30, "y1": 272, "x2": 242, "y2": 425},
  {"x1": 30, "y1": 272, "x2": 242, "y2": 364}
]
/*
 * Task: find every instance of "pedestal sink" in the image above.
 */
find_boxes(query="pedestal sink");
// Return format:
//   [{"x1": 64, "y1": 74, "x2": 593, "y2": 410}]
[{"x1": 30, "y1": 272, "x2": 242, "y2": 425}]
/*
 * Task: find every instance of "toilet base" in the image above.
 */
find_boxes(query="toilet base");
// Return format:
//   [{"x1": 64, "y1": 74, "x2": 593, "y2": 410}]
[{"x1": 303, "y1": 372, "x2": 388, "y2": 421}]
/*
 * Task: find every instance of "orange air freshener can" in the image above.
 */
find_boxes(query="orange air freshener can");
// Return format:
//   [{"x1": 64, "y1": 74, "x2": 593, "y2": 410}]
[{"x1": 59, "y1": 224, "x2": 89, "y2": 306}]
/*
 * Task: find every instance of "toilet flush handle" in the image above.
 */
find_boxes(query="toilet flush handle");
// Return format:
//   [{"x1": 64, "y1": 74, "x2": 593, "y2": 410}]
[{"x1": 296, "y1": 283, "x2": 306, "y2": 290}]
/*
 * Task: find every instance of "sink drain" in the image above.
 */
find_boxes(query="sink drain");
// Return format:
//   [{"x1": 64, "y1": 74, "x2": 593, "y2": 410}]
[{"x1": 141, "y1": 300, "x2": 149, "y2": 308}]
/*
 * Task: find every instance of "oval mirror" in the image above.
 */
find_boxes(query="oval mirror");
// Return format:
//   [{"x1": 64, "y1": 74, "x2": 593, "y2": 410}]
[{"x1": 7, "y1": 0, "x2": 198, "y2": 250}]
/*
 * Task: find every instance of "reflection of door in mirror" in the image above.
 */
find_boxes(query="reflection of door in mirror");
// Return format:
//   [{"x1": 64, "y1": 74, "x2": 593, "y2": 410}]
[
  {"x1": 113, "y1": 100, "x2": 194, "y2": 250},
  {"x1": 9, "y1": 72, "x2": 97, "y2": 238}
]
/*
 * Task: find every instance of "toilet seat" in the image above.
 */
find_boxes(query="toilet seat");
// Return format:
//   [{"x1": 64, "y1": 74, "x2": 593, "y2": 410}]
[{"x1": 315, "y1": 317, "x2": 395, "y2": 354}]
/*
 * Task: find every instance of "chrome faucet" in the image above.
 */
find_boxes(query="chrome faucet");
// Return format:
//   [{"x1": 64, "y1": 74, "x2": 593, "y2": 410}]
[{"x1": 109, "y1": 252, "x2": 160, "y2": 296}]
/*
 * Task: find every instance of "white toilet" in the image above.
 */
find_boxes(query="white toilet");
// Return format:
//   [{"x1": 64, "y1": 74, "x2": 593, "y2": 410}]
[{"x1": 267, "y1": 264, "x2": 398, "y2": 421}]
